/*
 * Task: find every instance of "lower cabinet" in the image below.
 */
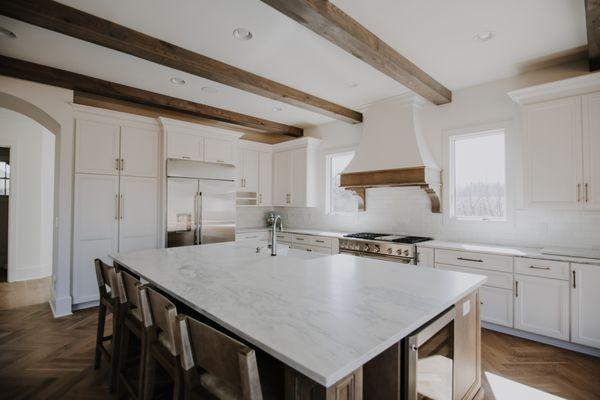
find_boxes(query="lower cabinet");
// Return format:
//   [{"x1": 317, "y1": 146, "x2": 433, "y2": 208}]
[
  {"x1": 571, "y1": 263, "x2": 600, "y2": 348},
  {"x1": 292, "y1": 244, "x2": 333, "y2": 255},
  {"x1": 479, "y1": 286, "x2": 513, "y2": 328},
  {"x1": 514, "y1": 274, "x2": 570, "y2": 341}
]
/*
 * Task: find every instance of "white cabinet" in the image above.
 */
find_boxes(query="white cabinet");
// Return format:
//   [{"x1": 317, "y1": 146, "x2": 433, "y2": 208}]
[
  {"x1": 258, "y1": 151, "x2": 272, "y2": 206},
  {"x1": 75, "y1": 119, "x2": 120, "y2": 175},
  {"x1": 166, "y1": 129, "x2": 204, "y2": 161},
  {"x1": 571, "y1": 263, "x2": 600, "y2": 349},
  {"x1": 118, "y1": 176, "x2": 158, "y2": 253},
  {"x1": 237, "y1": 141, "x2": 273, "y2": 206},
  {"x1": 205, "y1": 137, "x2": 234, "y2": 164},
  {"x1": 416, "y1": 247, "x2": 434, "y2": 267},
  {"x1": 120, "y1": 126, "x2": 159, "y2": 177},
  {"x1": 239, "y1": 148, "x2": 259, "y2": 192},
  {"x1": 582, "y1": 92, "x2": 600, "y2": 209},
  {"x1": 514, "y1": 274, "x2": 570, "y2": 340},
  {"x1": 479, "y1": 286, "x2": 513, "y2": 328},
  {"x1": 272, "y1": 138, "x2": 320, "y2": 207}
]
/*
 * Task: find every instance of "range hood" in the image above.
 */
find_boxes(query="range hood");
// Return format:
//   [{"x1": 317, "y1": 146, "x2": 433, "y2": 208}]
[{"x1": 340, "y1": 93, "x2": 442, "y2": 213}]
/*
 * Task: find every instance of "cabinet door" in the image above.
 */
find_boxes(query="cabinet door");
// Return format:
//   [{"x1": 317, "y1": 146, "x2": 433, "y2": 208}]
[
  {"x1": 523, "y1": 97, "x2": 583, "y2": 208},
  {"x1": 454, "y1": 291, "x2": 480, "y2": 400},
  {"x1": 75, "y1": 119, "x2": 120, "y2": 175},
  {"x1": 514, "y1": 274, "x2": 569, "y2": 340},
  {"x1": 120, "y1": 125, "x2": 159, "y2": 177},
  {"x1": 258, "y1": 151, "x2": 272, "y2": 206},
  {"x1": 479, "y1": 286, "x2": 513, "y2": 327},
  {"x1": 167, "y1": 130, "x2": 204, "y2": 161},
  {"x1": 582, "y1": 92, "x2": 600, "y2": 210},
  {"x1": 290, "y1": 147, "x2": 307, "y2": 206},
  {"x1": 416, "y1": 247, "x2": 434, "y2": 267},
  {"x1": 205, "y1": 137, "x2": 234, "y2": 164},
  {"x1": 243, "y1": 149, "x2": 259, "y2": 192},
  {"x1": 118, "y1": 176, "x2": 158, "y2": 253},
  {"x1": 273, "y1": 150, "x2": 292, "y2": 206},
  {"x1": 571, "y1": 263, "x2": 600, "y2": 349},
  {"x1": 72, "y1": 174, "x2": 119, "y2": 304}
]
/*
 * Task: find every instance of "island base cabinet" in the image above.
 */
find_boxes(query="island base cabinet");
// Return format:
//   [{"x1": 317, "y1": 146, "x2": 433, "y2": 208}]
[
  {"x1": 571, "y1": 263, "x2": 600, "y2": 349},
  {"x1": 285, "y1": 367, "x2": 362, "y2": 400},
  {"x1": 454, "y1": 291, "x2": 481, "y2": 400}
]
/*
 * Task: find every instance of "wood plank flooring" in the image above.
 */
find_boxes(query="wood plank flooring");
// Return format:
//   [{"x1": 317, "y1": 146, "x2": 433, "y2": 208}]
[
  {"x1": 0, "y1": 276, "x2": 51, "y2": 310},
  {"x1": 0, "y1": 303, "x2": 599, "y2": 399}
]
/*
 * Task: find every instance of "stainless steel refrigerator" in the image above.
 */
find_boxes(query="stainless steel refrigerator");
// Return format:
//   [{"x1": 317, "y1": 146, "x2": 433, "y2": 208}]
[{"x1": 166, "y1": 159, "x2": 236, "y2": 247}]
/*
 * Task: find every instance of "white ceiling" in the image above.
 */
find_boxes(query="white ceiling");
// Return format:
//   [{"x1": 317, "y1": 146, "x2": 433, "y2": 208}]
[{"x1": 0, "y1": 0, "x2": 588, "y2": 128}]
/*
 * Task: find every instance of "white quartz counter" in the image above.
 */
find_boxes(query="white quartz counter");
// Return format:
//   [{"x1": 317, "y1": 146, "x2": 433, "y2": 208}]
[{"x1": 111, "y1": 241, "x2": 485, "y2": 386}]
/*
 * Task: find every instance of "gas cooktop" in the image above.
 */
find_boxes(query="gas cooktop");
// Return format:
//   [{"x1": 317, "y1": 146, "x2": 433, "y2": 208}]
[{"x1": 343, "y1": 232, "x2": 432, "y2": 244}]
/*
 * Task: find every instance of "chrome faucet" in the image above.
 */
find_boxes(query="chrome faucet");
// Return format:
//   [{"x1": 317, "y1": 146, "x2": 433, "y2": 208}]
[{"x1": 270, "y1": 215, "x2": 283, "y2": 256}]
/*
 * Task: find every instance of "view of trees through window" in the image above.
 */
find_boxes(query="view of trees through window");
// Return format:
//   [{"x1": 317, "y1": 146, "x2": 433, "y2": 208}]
[
  {"x1": 327, "y1": 151, "x2": 357, "y2": 214},
  {"x1": 451, "y1": 130, "x2": 506, "y2": 220}
]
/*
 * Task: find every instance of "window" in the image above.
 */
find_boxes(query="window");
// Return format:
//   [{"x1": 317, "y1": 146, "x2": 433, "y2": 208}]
[
  {"x1": 0, "y1": 161, "x2": 9, "y2": 196},
  {"x1": 325, "y1": 150, "x2": 357, "y2": 214},
  {"x1": 449, "y1": 129, "x2": 506, "y2": 221}
]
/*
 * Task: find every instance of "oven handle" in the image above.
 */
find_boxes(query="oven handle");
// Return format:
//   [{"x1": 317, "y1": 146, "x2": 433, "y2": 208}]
[{"x1": 339, "y1": 249, "x2": 414, "y2": 264}]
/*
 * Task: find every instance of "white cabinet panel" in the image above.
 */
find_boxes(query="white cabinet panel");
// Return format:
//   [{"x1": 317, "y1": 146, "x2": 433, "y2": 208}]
[
  {"x1": 436, "y1": 263, "x2": 513, "y2": 290},
  {"x1": 205, "y1": 137, "x2": 234, "y2": 164},
  {"x1": 118, "y1": 176, "x2": 158, "y2": 253},
  {"x1": 292, "y1": 244, "x2": 332, "y2": 255},
  {"x1": 514, "y1": 257, "x2": 569, "y2": 280},
  {"x1": 75, "y1": 119, "x2": 120, "y2": 175},
  {"x1": 236, "y1": 231, "x2": 270, "y2": 242},
  {"x1": 120, "y1": 125, "x2": 159, "y2": 178},
  {"x1": 582, "y1": 92, "x2": 600, "y2": 210},
  {"x1": 72, "y1": 174, "x2": 119, "y2": 303},
  {"x1": 514, "y1": 274, "x2": 570, "y2": 340},
  {"x1": 273, "y1": 150, "x2": 292, "y2": 206},
  {"x1": 242, "y1": 149, "x2": 259, "y2": 192},
  {"x1": 480, "y1": 286, "x2": 513, "y2": 328},
  {"x1": 258, "y1": 151, "x2": 272, "y2": 206},
  {"x1": 416, "y1": 247, "x2": 434, "y2": 267},
  {"x1": 290, "y1": 148, "x2": 307, "y2": 206},
  {"x1": 167, "y1": 130, "x2": 204, "y2": 161},
  {"x1": 523, "y1": 97, "x2": 583, "y2": 208},
  {"x1": 571, "y1": 263, "x2": 600, "y2": 349},
  {"x1": 435, "y1": 249, "x2": 513, "y2": 273}
]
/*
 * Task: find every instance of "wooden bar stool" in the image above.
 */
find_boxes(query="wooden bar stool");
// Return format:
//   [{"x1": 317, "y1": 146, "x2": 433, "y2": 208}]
[
  {"x1": 175, "y1": 314, "x2": 263, "y2": 400},
  {"x1": 139, "y1": 286, "x2": 183, "y2": 400},
  {"x1": 94, "y1": 258, "x2": 126, "y2": 392},
  {"x1": 116, "y1": 270, "x2": 148, "y2": 400}
]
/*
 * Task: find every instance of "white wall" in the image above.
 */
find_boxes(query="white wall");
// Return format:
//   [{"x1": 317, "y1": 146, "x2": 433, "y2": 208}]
[
  {"x1": 0, "y1": 108, "x2": 54, "y2": 281},
  {"x1": 273, "y1": 60, "x2": 600, "y2": 249}
]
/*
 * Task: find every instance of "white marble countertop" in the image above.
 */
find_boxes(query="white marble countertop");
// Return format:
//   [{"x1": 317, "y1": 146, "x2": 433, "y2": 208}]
[
  {"x1": 418, "y1": 240, "x2": 600, "y2": 265},
  {"x1": 111, "y1": 241, "x2": 486, "y2": 387},
  {"x1": 237, "y1": 226, "x2": 350, "y2": 238}
]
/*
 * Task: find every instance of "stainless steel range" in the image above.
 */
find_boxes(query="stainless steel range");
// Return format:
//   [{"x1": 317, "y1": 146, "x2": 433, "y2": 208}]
[{"x1": 339, "y1": 233, "x2": 432, "y2": 264}]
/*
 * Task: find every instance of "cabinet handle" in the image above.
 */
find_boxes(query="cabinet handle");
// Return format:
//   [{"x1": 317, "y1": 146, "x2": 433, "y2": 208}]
[
  {"x1": 572, "y1": 270, "x2": 576, "y2": 289},
  {"x1": 457, "y1": 257, "x2": 483, "y2": 263},
  {"x1": 120, "y1": 194, "x2": 124, "y2": 220},
  {"x1": 515, "y1": 280, "x2": 519, "y2": 297},
  {"x1": 306, "y1": 248, "x2": 312, "y2": 252},
  {"x1": 529, "y1": 265, "x2": 551, "y2": 270},
  {"x1": 585, "y1": 183, "x2": 589, "y2": 203},
  {"x1": 216, "y1": 159, "x2": 224, "y2": 163},
  {"x1": 315, "y1": 240, "x2": 325, "y2": 243},
  {"x1": 182, "y1": 156, "x2": 191, "y2": 160},
  {"x1": 577, "y1": 183, "x2": 581, "y2": 202},
  {"x1": 115, "y1": 158, "x2": 120, "y2": 171},
  {"x1": 120, "y1": 158, "x2": 124, "y2": 171},
  {"x1": 296, "y1": 237, "x2": 304, "y2": 241},
  {"x1": 114, "y1": 194, "x2": 119, "y2": 220},
  {"x1": 259, "y1": 194, "x2": 262, "y2": 204}
]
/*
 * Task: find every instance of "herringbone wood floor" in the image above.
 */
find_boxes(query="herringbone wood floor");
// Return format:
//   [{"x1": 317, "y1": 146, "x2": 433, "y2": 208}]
[{"x1": 0, "y1": 303, "x2": 599, "y2": 399}]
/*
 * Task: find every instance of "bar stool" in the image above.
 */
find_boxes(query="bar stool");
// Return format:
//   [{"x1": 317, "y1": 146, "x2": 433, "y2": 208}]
[
  {"x1": 94, "y1": 258, "x2": 125, "y2": 392},
  {"x1": 175, "y1": 314, "x2": 263, "y2": 400},
  {"x1": 139, "y1": 286, "x2": 183, "y2": 400}
]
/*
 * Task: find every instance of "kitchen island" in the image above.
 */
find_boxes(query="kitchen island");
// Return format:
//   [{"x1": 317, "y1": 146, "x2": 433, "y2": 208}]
[{"x1": 111, "y1": 241, "x2": 487, "y2": 400}]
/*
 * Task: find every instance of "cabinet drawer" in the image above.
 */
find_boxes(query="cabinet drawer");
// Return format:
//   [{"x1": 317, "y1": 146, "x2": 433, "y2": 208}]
[
  {"x1": 236, "y1": 231, "x2": 269, "y2": 241},
  {"x1": 292, "y1": 234, "x2": 312, "y2": 244},
  {"x1": 435, "y1": 249, "x2": 513, "y2": 273},
  {"x1": 274, "y1": 232, "x2": 291, "y2": 243},
  {"x1": 515, "y1": 257, "x2": 569, "y2": 280},
  {"x1": 436, "y1": 263, "x2": 513, "y2": 290},
  {"x1": 292, "y1": 244, "x2": 332, "y2": 255},
  {"x1": 308, "y1": 236, "x2": 333, "y2": 248},
  {"x1": 480, "y1": 286, "x2": 514, "y2": 327}
]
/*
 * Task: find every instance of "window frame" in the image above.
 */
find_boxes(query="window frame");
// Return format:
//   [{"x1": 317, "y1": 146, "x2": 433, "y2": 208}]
[
  {"x1": 443, "y1": 121, "x2": 513, "y2": 225},
  {"x1": 324, "y1": 147, "x2": 357, "y2": 216}
]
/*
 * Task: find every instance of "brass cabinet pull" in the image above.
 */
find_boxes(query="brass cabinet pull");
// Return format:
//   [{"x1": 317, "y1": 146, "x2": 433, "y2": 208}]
[
  {"x1": 120, "y1": 158, "x2": 124, "y2": 171},
  {"x1": 216, "y1": 159, "x2": 224, "y2": 163},
  {"x1": 120, "y1": 194, "x2": 124, "y2": 220},
  {"x1": 115, "y1": 158, "x2": 120, "y2": 171},
  {"x1": 259, "y1": 193, "x2": 262, "y2": 204},
  {"x1": 577, "y1": 183, "x2": 581, "y2": 202},
  {"x1": 572, "y1": 270, "x2": 576, "y2": 289},
  {"x1": 515, "y1": 280, "x2": 519, "y2": 297},
  {"x1": 315, "y1": 240, "x2": 325, "y2": 243},
  {"x1": 529, "y1": 265, "x2": 551, "y2": 270},
  {"x1": 585, "y1": 183, "x2": 589, "y2": 203},
  {"x1": 114, "y1": 194, "x2": 119, "y2": 220},
  {"x1": 457, "y1": 257, "x2": 483, "y2": 263},
  {"x1": 296, "y1": 237, "x2": 304, "y2": 241},
  {"x1": 182, "y1": 156, "x2": 191, "y2": 160}
]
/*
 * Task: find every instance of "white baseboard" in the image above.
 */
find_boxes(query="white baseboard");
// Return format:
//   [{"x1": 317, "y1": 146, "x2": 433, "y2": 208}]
[
  {"x1": 49, "y1": 291, "x2": 72, "y2": 318},
  {"x1": 72, "y1": 299, "x2": 99, "y2": 311},
  {"x1": 483, "y1": 322, "x2": 600, "y2": 357},
  {"x1": 9, "y1": 264, "x2": 52, "y2": 282}
]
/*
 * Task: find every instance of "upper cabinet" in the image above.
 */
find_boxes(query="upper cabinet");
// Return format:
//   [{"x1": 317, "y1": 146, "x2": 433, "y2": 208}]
[
  {"x1": 509, "y1": 73, "x2": 600, "y2": 210},
  {"x1": 272, "y1": 137, "x2": 321, "y2": 207},
  {"x1": 167, "y1": 129, "x2": 204, "y2": 161},
  {"x1": 237, "y1": 140, "x2": 273, "y2": 206},
  {"x1": 205, "y1": 137, "x2": 235, "y2": 164}
]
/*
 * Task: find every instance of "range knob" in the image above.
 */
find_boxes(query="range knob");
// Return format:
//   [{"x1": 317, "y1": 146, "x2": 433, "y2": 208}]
[
  {"x1": 373, "y1": 245, "x2": 381, "y2": 253},
  {"x1": 387, "y1": 248, "x2": 393, "y2": 255},
  {"x1": 403, "y1": 249, "x2": 410, "y2": 256},
  {"x1": 396, "y1": 249, "x2": 402, "y2": 256},
  {"x1": 363, "y1": 244, "x2": 371, "y2": 252}
]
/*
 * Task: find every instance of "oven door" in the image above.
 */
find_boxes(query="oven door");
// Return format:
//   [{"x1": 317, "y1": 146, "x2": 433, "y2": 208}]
[
  {"x1": 403, "y1": 307, "x2": 455, "y2": 400},
  {"x1": 339, "y1": 249, "x2": 414, "y2": 264}
]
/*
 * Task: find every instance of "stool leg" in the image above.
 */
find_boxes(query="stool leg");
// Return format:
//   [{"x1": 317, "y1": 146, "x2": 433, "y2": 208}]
[
  {"x1": 109, "y1": 306, "x2": 123, "y2": 392},
  {"x1": 137, "y1": 330, "x2": 149, "y2": 400},
  {"x1": 94, "y1": 304, "x2": 107, "y2": 369},
  {"x1": 141, "y1": 346, "x2": 157, "y2": 400},
  {"x1": 116, "y1": 322, "x2": 130, "y2": 399}
]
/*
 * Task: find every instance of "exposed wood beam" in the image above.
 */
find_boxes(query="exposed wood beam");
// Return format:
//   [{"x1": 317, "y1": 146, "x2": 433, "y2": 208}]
[
  {"x1": 0, "y1": 0, "x2": 362, "y2": 123},
  {"x1": 260, "y1": 0, "x2": 452, "y2": 105},
  {"x1": 0, "y1": 55, "x2": 303, "y2": 137},
  {"x1": 586, "y1": 0, "x2": 600, "y2": 71}
]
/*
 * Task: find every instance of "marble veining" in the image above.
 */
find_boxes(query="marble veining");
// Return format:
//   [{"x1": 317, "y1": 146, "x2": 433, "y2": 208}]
[{"x1": 111, "y1": 241, "x2": 485, "y2": 386}]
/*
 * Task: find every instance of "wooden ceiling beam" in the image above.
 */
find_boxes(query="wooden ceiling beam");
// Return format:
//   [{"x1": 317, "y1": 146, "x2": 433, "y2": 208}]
[
  {"x1": 586, "y1": 0, "x2": 600, "y2": 71},
  {"x1": 0, "y1": 55, "x2": 303, "y2": 137},
  {"x1": 0, "y1": 0, "x2": 362, "y2": 123},
  {"x1": 260, "y1": 0, "x2": 452, "y2": 105}
]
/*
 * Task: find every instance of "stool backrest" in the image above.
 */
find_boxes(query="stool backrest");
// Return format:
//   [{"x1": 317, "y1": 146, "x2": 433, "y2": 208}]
[
  {"x1": 176, "y1": 315, "x2": 263, "y2": 400},
  {"x1": 94, "y1": 259, "x2": 118, "y2": 300},
  {"x1": 120, "y1": 270, "x2": 142, "y2": 310},
  {"x1": 140, "y1": 287, "x2": 178, "y2": 355}
]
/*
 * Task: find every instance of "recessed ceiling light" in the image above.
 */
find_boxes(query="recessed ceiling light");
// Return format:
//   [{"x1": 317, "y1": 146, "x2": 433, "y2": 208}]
[
  {"x1": 273, "y1": 106, "x2": 283, "y2": 112},
  {"x1": 233, "y1": 28, "x2": 253, "y2": 41},
  {"x1": 201, "y1": 86, "x2": 218, "y2": 93},
  {"x1": 169, "y1": 77, "x2": 186, "y2": 85},
  {"x1": 474, "y1": 31, "x2": 495, "y2": 42},
  {"x1": 348, "y1": 82, "x2": 359, "y2": 88},
  {"x1": 0, "y1": 27, "x2": 17, "y2": 39}
]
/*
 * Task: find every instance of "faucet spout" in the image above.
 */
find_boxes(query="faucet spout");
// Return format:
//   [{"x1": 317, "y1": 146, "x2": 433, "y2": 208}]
[{"x1": 270, "y1": 215, "x2": 282, "y2": 256}]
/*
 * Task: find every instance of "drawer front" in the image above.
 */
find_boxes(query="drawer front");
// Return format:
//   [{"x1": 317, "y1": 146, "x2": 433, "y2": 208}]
[
  {"x1": 436, "y1": 263, "x2": 513, "y2": 290},
  {"x1": 515, "y1": 257, "x2": 569, "y2": 280},
  {"x1": 435, "y1": 249, "x2": 513, "y2": 273},
  {"x1": 275, "y1": 232, "x2": 291, "y2": 242},
  {"x1": 309, "y1": 236, "x2": 333, "y2": 248},
  {"x1": 237, "y1": 231, "x2": 269, "y2": 241},
  {"x1": 292, "y1": 234, "x2": 312, "y2": 244},
  {"x1": 293, "y1": 244, "x2": 332, "y2": 255},
  {"x1": 480, "y1": 286, "x2": 514, "y2": 327}
]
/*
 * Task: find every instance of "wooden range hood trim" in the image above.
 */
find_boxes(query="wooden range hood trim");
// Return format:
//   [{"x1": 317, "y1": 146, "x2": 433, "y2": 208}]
[{"x1": 340, "y1": 167, "x2": 441, "y2": 213}]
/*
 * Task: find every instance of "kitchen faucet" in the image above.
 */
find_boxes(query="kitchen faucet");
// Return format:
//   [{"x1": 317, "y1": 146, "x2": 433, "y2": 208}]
[{"x1": 270, "y1": 215, "x2": 283, "y2": 256}]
